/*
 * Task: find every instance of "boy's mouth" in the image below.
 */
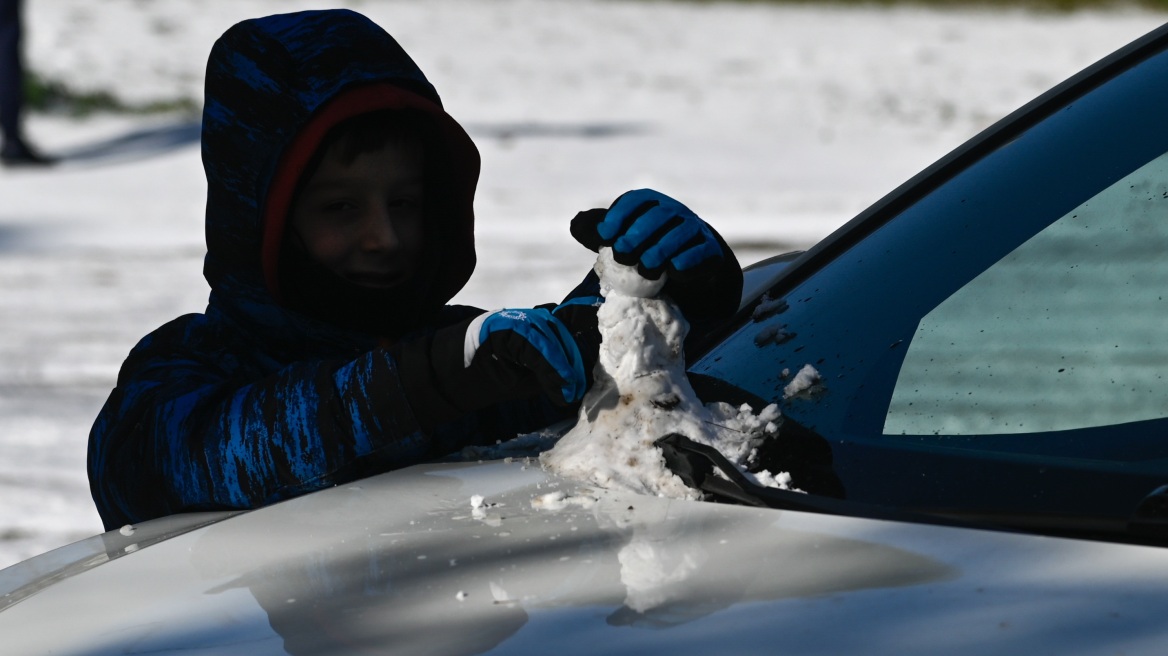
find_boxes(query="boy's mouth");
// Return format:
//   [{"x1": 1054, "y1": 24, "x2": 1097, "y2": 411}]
[{"x1": 344, "y1": 271, "x2": 409, "y2": 289}]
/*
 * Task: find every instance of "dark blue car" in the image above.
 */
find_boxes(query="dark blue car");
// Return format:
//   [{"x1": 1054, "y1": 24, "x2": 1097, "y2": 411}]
[{"x1": 689, "y1": 19, "x2": 1168, "y2": 546}]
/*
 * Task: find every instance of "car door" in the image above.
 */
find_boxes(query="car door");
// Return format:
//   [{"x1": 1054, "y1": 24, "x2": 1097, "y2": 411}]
[{"x1": 691, "y1": 23, "x2": 1168, "y2": 543}]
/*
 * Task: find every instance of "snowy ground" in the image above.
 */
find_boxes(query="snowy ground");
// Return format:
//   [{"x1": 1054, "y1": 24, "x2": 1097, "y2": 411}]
[{"x1": 0, "y1": 0, "x2": 1163, "y2": 569}]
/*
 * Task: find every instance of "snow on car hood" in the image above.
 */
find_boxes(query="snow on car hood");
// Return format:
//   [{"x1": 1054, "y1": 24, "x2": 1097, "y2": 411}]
[
  {"x1": 543, "y1": 248, "x2": 787, "y2": 498},
  {"x1": 3, "y1": 460, "x2": 1168, "y2": 655}
]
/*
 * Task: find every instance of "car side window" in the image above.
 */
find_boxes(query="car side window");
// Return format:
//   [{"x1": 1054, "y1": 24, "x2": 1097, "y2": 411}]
[{"x1": 884, "y1": 151, "x2": 1168, "y2": 436}]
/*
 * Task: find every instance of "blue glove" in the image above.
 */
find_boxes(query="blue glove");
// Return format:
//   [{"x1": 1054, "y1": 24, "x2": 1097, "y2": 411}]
[
  {"x1": 392, "y1": 308, "x2": 588, "y2": 431},
  {"x1": 463, "y1": 308, "x2": 587, "y2": 406},
  {"x1": 570, "y1": 189, "x2": 743, "y2": 320},
  {"x1": 571, "y1": 188, "x2": 725, "y2": 281}
]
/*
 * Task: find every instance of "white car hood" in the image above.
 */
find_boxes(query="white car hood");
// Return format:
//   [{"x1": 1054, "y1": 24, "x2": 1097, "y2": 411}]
[{"x1": 2, "y1": 460, "x2": 1167, "y2": 655}]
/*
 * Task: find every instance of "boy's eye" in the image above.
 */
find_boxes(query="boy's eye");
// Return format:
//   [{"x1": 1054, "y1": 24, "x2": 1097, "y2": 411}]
[
  {"x1": 387, "y1": 196, "x2": 420, "y2": 209},
  {"x1": 323, "y1": 200, "x2": 358, "y2": 212}
]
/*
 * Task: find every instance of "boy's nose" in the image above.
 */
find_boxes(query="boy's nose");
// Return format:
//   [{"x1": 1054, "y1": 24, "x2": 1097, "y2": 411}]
[{"x1": 360, "y1": 208, "x2": 402, "y2": 251}]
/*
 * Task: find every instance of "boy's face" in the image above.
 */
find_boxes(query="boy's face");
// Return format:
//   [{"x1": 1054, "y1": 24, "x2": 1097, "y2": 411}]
[{"x1": 289, "y1": 140, "x2": 425, "y2": 289}]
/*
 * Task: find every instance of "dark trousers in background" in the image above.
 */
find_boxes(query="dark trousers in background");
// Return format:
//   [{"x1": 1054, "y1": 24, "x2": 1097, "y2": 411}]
[{"x1": 0, "y1": 0, "x2": 23, "y2": 146}]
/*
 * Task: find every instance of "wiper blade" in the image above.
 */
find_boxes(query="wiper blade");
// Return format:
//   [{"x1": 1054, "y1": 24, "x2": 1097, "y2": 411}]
[
  {"x1": 656, "y1": 433, "x2": 990, "y2": 529},
  {"x1": 659, "y1": 432, "x2": 1168, "y2": 547}
]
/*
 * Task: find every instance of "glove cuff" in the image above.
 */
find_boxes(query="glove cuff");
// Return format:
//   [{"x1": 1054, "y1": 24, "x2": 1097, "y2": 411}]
[
  {"x1": 461, "y1": 312, "x2": 490, "y2": 366},
  {"x1": 394, "y1": 313, "x2": 549, "y2": 430},
  {"x1": 391, "y1": 317, "x2": 478, "y2": 431}
]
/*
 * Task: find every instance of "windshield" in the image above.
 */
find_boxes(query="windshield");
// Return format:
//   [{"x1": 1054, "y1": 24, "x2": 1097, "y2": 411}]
[{"x1": 886, "y1": 150, "x2": 1168, "y2": 436}]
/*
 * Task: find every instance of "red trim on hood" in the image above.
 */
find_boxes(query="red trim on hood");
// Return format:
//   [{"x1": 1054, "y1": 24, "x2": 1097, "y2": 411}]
[{"x1": 261, "y1": 83, "x2": 479, "y2": 303}]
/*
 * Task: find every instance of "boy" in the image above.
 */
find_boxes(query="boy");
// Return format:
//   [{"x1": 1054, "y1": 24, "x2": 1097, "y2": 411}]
[{"x1": 88, "y1": 9, "x2": 742, "y2": 530}]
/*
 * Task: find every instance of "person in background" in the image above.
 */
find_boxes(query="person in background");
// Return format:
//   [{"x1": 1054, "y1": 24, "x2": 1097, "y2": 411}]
[{"x1": 0, "y1": 0, "x2": 53, "y2": 166}]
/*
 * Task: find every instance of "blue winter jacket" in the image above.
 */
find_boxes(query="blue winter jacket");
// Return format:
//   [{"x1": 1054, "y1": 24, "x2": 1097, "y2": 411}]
[{"x1": 88, "y1": 10, "x2": 576, "y2": 531}]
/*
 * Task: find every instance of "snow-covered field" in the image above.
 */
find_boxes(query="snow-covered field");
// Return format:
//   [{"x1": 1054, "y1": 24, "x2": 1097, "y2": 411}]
[{"x1": 0, "y1": 0, "x2": 1163, "y2": 570}]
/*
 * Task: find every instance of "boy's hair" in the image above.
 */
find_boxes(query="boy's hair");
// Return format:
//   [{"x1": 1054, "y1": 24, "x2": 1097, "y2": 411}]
[{"x1": 297, "y1": 109, "x2": 437, "y2": 188}]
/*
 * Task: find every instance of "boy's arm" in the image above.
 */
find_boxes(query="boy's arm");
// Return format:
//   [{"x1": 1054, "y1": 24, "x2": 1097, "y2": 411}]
[
  {"x1": 88, "y1": 343, "x2": 462, "y2": 530},
  {"x1": 88, "y1": 315, "x2": 582, "y2": 531}
]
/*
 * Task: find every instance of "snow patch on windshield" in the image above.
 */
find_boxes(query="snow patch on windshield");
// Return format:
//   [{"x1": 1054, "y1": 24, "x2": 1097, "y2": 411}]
[
  {"x1": 541, "y1": 248, "x2": 790, "y2": 499},
  {"x1": 783, "y1": 364, "x2": 822, "y2": 399}
]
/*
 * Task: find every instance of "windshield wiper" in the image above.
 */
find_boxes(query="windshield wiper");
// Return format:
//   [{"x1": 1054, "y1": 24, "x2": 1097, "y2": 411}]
[{"x1": 657, "y1": 433, "x2": 1168, "y2": 548}]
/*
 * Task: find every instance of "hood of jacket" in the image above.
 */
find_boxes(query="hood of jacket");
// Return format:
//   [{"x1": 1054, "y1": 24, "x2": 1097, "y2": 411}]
[{"x1": 200, "y1": 9, "x2": 479, "y2": 353}]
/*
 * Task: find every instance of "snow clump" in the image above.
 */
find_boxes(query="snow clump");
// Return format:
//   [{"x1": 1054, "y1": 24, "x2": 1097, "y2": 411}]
[
  {"x1": 783, "y1": 364, "x2": 821, "y2": 399},
  {"x1": 541, "y1": 248, "x2": 790, "y2": 499}
]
